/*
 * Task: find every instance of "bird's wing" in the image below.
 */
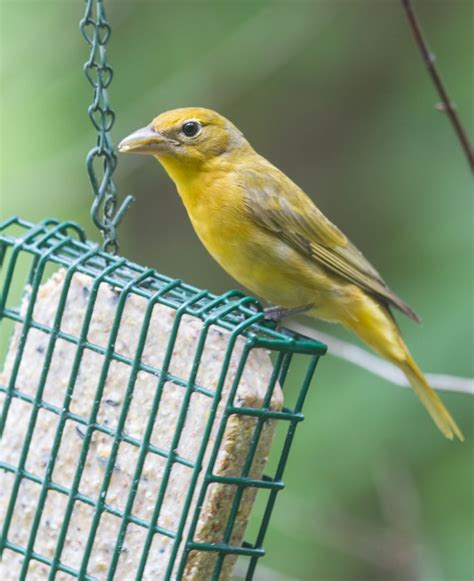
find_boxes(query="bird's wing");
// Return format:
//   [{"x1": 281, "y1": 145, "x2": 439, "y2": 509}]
[{"x1": 242, "y1": 167, "x2": 420, "y2": 322}]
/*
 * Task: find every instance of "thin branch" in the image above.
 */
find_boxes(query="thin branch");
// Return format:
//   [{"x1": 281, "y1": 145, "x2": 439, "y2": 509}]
[
  {"x1": 400, "y1": 0, "x2": 474, "y2": 172},
  {"x1": 288, "y1": 322, "x2": 474, "y2": 396}
]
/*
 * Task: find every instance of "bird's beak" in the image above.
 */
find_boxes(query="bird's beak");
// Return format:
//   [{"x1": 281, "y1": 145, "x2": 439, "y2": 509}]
[{"x1": 118, "y1": 125, "x2": 169, "y2": 155}]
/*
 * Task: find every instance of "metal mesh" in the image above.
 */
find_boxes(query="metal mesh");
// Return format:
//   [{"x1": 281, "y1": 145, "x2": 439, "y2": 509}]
[{"x1": 0, "y1": 217, "x2": 326, "y2": 580}]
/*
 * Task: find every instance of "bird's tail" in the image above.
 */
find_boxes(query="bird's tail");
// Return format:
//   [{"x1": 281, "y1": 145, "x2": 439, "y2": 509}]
[
  {"x1": 401, "y1": 355, "x2": 464, "y2": 441},
  {"x1": 340, "y1": 294, "x2": 463, "y2": 441}
]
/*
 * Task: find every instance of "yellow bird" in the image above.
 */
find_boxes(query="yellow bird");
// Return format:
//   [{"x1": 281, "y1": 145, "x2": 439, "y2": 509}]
[{"x1": 119, "y1": 107, "x2": 462, "y2": 441}]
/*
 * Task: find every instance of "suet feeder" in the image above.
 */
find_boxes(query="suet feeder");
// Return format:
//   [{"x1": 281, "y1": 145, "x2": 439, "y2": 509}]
[{"x1": 0, "y1": 2, "x2": 326, "y2": 580}]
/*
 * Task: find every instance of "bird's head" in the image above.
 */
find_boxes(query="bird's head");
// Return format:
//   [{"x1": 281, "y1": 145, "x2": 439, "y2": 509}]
[{"x1": 118, "y1": 107, "x2": 249, "y2": 171}]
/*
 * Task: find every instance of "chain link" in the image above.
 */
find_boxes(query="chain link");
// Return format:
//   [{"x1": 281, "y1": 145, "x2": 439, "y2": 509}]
[{"x1": 80, "y1": 0, "x2": 134, "y2": 254}]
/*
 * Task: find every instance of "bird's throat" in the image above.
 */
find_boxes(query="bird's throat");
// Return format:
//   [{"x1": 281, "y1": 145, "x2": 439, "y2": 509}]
[{"x1": 155, "y1": 155, "x2": 204, "y2": 208}]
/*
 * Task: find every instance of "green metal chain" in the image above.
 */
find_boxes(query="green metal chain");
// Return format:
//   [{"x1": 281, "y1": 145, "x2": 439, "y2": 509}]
[{"x1": 80, "y1": 0, "x2": 134, "y2": 255}]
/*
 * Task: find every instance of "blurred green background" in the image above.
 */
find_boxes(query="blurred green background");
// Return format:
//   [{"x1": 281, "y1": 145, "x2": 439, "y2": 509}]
[{"x1": 1, "y1": 1, "x2": 473, "y2": 579}]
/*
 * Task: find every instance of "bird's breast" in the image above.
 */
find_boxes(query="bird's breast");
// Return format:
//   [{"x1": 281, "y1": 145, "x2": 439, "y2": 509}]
[
  {"x1": 174, "y1": 171, "x2": 341, "y2": 310},
  {"x1": 183, "y1": 200, "x2": 316, "y2": 306}
]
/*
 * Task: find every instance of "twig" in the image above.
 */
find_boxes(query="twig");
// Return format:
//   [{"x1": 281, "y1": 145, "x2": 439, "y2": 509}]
[
  {"x1": 400, "y1": 0, "x2": 474, "y2": 172},
  {"x1": 287, "y1": 322, "x2": 474, "y2": 396}
]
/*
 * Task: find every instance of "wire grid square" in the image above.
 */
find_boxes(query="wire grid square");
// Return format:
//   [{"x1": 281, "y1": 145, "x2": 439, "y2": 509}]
[{"x1": 0, "y1": 217, "x2": 325, "y2": 580}]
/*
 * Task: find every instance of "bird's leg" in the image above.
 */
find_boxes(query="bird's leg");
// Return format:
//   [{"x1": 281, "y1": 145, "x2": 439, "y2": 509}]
[{"x1": 264, "y1": 304, "x2": 313, "y2": 322}]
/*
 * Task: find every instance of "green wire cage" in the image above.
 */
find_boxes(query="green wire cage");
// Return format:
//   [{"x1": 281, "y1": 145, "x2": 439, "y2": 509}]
[
  {"x1": 0, "y1": 218, "x2": 325, "y2": 580},
  {"x1": 0, "y1": 1, "x2": 326, "y2": 580}
]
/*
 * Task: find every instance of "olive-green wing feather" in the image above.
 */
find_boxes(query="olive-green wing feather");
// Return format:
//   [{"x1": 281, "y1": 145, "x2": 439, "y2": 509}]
[{"x1": 241, "y1": 166, "x2": 420, "y2": 322}]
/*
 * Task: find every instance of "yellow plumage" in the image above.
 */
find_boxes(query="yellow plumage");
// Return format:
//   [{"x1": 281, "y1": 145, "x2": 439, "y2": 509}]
[{"x1": 119, "y1": 107, "x2": 463, "y2": 441}]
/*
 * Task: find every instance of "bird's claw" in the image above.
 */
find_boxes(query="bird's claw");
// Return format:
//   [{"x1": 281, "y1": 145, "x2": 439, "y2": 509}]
[{"x1": 264, "y1": 304, "x2": 313, "y2": 322}]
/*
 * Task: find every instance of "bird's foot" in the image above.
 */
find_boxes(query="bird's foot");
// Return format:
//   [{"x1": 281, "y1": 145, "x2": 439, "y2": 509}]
[{"x1": 264, "y1": 304, "x2": 313, "y2": 322}]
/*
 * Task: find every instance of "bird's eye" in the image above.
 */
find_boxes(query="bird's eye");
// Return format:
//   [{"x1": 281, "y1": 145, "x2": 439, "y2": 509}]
[{"x1": 181, "y1": 121, "x2": 201, "y2": 137}]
